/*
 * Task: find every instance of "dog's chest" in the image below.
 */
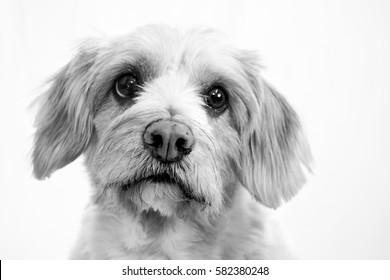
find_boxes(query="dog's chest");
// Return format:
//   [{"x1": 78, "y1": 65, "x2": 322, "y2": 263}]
[
  {"x1": 119, "y1": 217, "x2": 208, "y2": 259},
  {"x1": 77, "y1": 205, "x2": 213, "y2": 259}
]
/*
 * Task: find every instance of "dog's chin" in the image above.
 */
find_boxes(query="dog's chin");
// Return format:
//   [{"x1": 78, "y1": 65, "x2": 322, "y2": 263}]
[{"x1": 120, "y1": 174, "x2": 209, "y2": 218}]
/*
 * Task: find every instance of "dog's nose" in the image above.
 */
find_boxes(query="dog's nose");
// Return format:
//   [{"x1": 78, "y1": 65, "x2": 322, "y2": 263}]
[{"x1": 143, "y1": 119, "x2": 195, "y2": 162}]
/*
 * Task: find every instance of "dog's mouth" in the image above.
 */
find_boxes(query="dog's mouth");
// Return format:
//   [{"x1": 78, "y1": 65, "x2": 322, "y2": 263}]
[
  {"x1": 121, "y1": 172, "x2": 206, "y2": 204},
  {"x1": 138, "y1": 173, "x2": 182, "y2": 186}
]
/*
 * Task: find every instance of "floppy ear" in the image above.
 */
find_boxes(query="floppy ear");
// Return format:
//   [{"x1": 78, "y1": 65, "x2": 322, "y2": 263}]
[
  {"x1": 32, "y1": 46, "x2": 97, "y2": 179},
  {"x1": 238, "y1": 55, "x2": 312, "y2": 208}
]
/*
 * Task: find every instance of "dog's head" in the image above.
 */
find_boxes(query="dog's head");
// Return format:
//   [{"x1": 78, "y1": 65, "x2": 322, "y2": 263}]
[{"x1": 33, "y1": 25, "x2": 312, "y2": 218}]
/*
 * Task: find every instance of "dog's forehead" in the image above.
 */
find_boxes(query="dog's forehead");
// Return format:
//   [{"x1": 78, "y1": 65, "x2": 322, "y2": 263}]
[{"x1": 106, "y1": 25, "x2": 241, "y2": 72}]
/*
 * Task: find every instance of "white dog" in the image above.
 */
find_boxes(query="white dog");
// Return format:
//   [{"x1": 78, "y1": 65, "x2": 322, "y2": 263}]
[{"x1": 32, "y1": 25, "x2": 312, "y2": 259}]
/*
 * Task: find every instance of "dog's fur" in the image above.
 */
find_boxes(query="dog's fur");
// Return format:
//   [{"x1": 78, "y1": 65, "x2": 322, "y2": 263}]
[{"x1": 32, "y1": 25, "x2": 312, "y2": 259}]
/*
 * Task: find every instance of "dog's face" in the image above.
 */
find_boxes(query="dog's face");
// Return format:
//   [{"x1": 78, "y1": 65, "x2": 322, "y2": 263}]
[{"x1": 33, "y1": 25, "x2": 311, "y2": 219}]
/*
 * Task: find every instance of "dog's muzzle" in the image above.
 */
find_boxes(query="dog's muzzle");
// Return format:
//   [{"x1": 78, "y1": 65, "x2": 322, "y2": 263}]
[{"x1": 143, "y1": 119, "x2": 195, "y2": 163}]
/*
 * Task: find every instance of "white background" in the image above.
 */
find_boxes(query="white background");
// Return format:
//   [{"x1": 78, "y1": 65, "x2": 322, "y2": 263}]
[{"x1": 1, "y1": 0, "x2": 389, "y2": 259}]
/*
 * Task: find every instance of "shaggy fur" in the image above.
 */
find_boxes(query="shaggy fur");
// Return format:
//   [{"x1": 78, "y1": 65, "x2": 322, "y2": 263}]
[{"x1": 32, "y1": 25, "x2": 312, "y2": 259}]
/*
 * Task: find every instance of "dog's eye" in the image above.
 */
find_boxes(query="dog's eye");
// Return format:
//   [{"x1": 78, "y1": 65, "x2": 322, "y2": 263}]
[
  {"x1": 204, "y1": 87, "x2": 228, "y2": 111},
  {"x1": 114, "y1": 73, "x2": 139, "y2": 98}
]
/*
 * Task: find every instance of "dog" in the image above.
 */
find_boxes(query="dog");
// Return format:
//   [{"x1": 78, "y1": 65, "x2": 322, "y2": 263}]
[{"x1": 32, "y1": 25, "x2": 312, "y2": 259}]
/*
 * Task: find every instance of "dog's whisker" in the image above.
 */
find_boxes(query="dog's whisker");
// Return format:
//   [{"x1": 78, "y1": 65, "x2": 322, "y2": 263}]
[
  {"x1": 190, "y1": 119, "x2": 218, "y2": 154},
  {"x1": 221, "y1": 191, "x2": 232, "y2": 204}
]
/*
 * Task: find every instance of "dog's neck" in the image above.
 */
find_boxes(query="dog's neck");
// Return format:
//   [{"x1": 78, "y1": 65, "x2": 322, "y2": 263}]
[
  {"x1": 72, "y1": 184, "x2": 280, "y2": 259},
  {"x1": 86, "y1": 199, "x2": 224, "y2": 259},
  {"x1": 80, "y1": 182, "x2": 241, "y2": 259}
]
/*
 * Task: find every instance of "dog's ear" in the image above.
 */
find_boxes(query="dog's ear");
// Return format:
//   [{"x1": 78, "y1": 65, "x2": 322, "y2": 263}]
[
  {"x1": 238, "y1": 52, "x2": 312, "y2": 208},
  {"x1": 32, "y1": 45, "x2": 98, "y2": 179}
]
